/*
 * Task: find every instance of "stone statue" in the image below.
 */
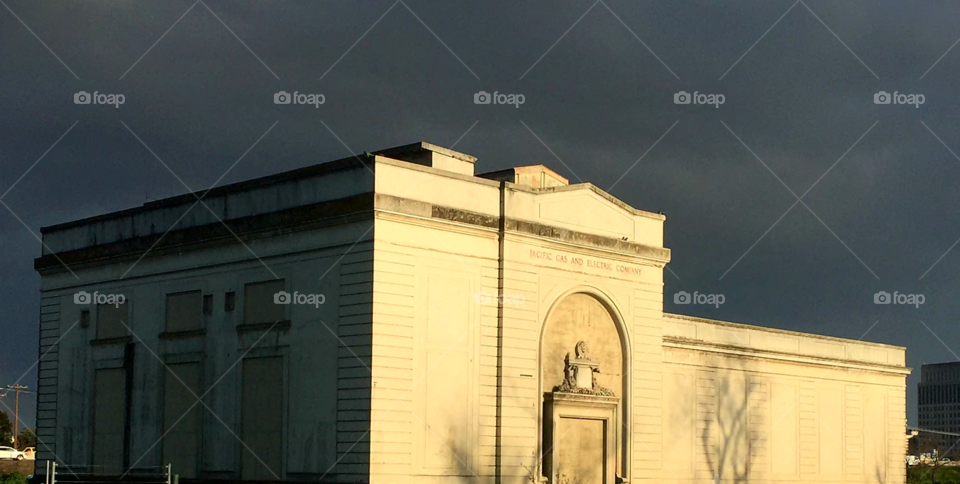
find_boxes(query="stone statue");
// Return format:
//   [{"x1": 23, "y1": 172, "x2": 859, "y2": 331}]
[{"x1": 554, "y1": 340, "x2": 614, "y2": 396}]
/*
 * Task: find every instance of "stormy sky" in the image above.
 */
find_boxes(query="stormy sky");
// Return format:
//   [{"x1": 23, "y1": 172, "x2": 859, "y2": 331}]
[{"x1": 2, "y1": 0, "x2": 960, "y2": 430}]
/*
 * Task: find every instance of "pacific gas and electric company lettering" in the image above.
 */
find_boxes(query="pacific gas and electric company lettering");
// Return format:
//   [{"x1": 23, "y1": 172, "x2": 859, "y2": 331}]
[{"x1": 529, "y1": 249, "x2": 642, "y2": 277}]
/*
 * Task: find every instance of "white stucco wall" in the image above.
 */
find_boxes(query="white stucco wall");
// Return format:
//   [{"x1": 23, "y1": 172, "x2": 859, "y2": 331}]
[{"x1": 35, "y1": 147, "x2": 908, "y2": 484}]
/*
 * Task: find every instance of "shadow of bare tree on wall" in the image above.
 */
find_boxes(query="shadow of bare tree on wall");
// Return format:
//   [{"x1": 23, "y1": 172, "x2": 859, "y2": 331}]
[
  {"x1": 702, "y1": 367, "x2": 753, "y2": 484},
  {"x1": 871, "y1": 463, "x2": 885, "y2": 484}
]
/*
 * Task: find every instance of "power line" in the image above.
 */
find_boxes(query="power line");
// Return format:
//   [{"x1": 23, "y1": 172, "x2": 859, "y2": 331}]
[{"x1": 0, "y1": 389, "x2": 35, "y2": 397}]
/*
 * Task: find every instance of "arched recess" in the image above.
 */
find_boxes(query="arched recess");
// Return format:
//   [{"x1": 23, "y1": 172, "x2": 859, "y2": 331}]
[{"x1": 537, "y1": 286, "x2": 632, "y2": 481}]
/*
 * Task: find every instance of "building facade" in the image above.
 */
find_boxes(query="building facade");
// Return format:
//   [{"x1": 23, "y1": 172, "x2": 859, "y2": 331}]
[
  {"x1": 34, "y1": 142, "x2": 910, "y2": 484},
  {"x1": 917, "y1": 362, "x2": 960, "y2": 458}
]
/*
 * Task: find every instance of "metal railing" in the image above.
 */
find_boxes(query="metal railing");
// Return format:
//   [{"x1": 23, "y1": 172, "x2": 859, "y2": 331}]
[{"x1": 44, "y1": 462, "x2": 175, "y2": 484}]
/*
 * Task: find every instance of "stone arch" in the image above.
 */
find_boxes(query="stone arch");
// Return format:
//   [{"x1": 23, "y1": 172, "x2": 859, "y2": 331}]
[{"x1": 538, "y1": 287, "x2": 631, "y2": 481}]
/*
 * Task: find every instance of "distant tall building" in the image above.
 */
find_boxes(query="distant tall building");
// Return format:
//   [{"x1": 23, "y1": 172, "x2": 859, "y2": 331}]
[{"x1": 917, "y1": 362, "x2": 960, "y2": 457}]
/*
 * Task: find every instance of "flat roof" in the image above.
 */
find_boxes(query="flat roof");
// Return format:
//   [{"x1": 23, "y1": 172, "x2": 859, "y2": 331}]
[
  {"x1": 40, "y1": 152, "x2": 372, "y2": 234},
  {"x1": 42, "y1": 141, "x2": 667, "y2": 233},
  {"x1": 665, "y1": 312, "x2": 906, "y2": 351},
  {"x1": 41, "y1": 141, "x2": 476, "y2": 234},
  {"x1": 921, "y1": 361, "x2": 960, "y2": 369}
]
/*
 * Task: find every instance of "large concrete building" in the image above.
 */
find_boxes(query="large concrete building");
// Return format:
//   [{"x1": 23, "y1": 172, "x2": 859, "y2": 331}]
[{"x1": 34, "y1": 142, "x2": 910, "y2": 484}]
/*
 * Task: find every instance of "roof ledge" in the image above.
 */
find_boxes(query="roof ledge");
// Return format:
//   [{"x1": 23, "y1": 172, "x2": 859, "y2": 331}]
[
  {"x1": 478, "y1": 165, "x2": 569, "y2": 189},
  {"x1": 375, "y1": 141, "x2": 477, "y2": 176}
]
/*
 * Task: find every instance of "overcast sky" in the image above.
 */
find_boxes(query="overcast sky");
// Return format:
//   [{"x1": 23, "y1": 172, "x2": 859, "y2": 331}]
[{"x1": 3, "y1": 0, "x2": 960, "y2": 429}]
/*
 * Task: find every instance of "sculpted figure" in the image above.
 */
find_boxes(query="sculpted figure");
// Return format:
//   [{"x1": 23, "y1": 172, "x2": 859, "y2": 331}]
[
  {"x1": 554, "y1": 341, "x2": 614, "y2": 396},
  {"x1": 575, "y1": 340, "x2": 589, "y2": 359}
]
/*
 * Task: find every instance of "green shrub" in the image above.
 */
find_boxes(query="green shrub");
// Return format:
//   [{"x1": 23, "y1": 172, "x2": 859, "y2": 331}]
[
  {"x1": 0, "y1": 472, "x2": 27, "y2": 484},
  {"x1": 908, "y1": 466, "x2": 960, "y2": 484}
]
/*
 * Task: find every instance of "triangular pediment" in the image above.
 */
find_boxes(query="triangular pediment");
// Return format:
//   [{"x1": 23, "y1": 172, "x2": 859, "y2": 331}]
[{"x1": 534, "y1": 184, "x2": 652, "y2": 240}]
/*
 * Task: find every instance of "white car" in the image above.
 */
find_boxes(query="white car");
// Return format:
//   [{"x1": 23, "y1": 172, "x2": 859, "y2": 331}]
[{"x1": 0, "y1": 447, "x2": 23, "y2": 460}]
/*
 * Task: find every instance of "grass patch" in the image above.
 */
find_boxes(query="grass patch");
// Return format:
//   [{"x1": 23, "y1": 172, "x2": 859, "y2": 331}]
[
  {"x1": 908, "y1": 466, "x2": 960, "y2": 484},
  {"x1": 0, "y1": 472, "x2": 27, "y2": 484}
]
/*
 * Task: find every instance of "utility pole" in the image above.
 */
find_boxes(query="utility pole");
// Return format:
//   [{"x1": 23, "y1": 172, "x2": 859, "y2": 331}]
[{"x1": 6, "y1": 385, "x2": 27, "y2": 449}]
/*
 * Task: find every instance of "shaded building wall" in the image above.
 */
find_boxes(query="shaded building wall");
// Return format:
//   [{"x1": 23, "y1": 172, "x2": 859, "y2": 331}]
[
  {"x1": 34, "y1": 156, "x2": 377, "y2": 480},
  {"x1": 36, "y1": 217, "x2": 372, "y2": 481},
  {"x1": 35, "y1": 296, "x2": 61, "y2": 469}
]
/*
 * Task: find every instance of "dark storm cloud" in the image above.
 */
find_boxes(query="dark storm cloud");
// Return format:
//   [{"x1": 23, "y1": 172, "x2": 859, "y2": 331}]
[{"x1": 3, "y1": 0, "x2": 960, "y2": 427}]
